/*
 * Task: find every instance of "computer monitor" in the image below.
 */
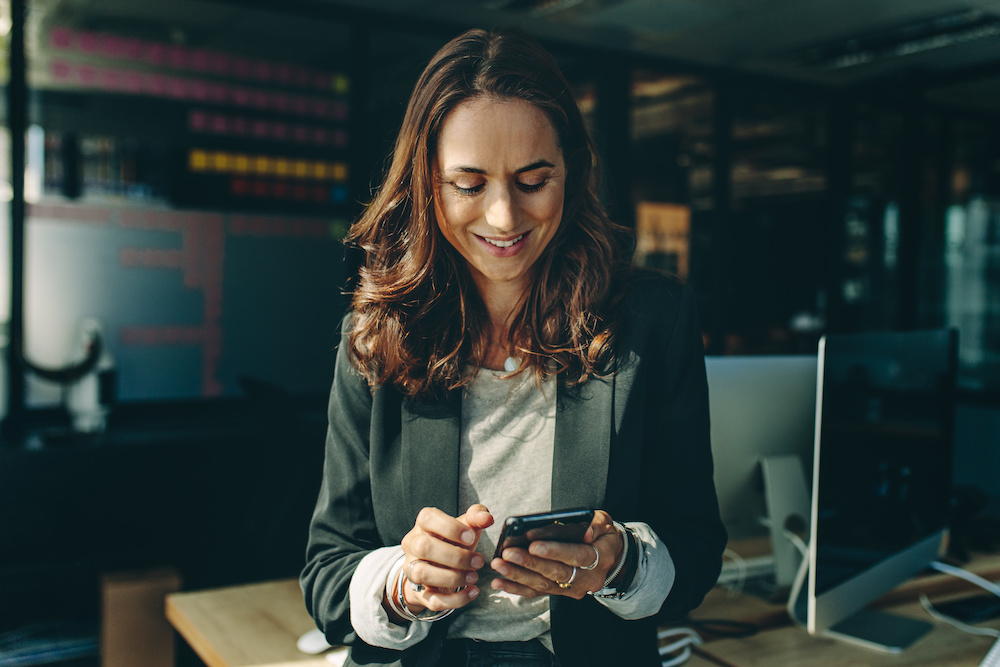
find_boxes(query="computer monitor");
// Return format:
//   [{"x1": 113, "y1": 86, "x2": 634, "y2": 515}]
[
  {"x1": 706, "y1": 354, "x2": 817, "y2": 542},
  {"x1": 789, "y1": 328, "x2": 958, "y2": 653}
]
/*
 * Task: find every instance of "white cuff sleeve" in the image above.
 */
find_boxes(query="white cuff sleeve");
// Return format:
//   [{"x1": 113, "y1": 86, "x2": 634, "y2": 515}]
[
  {"x1": 593, "y1": 522, "x2": 675, "y2": 620},
  {"x1": 348, "y1": 546, "x2": 432, "y2": 649}
]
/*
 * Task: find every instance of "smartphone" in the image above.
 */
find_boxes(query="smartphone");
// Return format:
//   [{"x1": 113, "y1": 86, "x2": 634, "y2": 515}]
[{"x1": 492, "y1": 507, "x2": 594, "y2": 560}]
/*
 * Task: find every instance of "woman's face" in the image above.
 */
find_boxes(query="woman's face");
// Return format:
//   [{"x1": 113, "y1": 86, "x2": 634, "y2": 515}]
[{"x1": 433, "y1": 96, "x2": 566, "y2": 299}]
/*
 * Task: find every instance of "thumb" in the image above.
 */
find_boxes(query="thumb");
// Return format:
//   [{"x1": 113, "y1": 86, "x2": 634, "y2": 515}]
[{"x1": 458, "y1": 504, "x2": 494, "y2": 546}]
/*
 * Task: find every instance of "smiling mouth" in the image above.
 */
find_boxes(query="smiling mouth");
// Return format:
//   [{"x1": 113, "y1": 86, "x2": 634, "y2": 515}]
[{"x1": 481, "y1": 234, "x2": 524, "y2": 248}]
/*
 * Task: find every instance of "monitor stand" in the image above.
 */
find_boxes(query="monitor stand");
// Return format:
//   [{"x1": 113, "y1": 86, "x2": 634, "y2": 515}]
[
  {"x1": 785, "y1": 554, "x2": 933, "y2": 654},
  {"x1": 825, "y1": 609, "x2": 933, "y2": 654}
]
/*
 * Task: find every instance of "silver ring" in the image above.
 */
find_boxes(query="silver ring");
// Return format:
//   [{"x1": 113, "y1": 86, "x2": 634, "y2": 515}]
[
  {"x1": 581, "y1": 545, "x2": 600, "y2": 570},
  {"x1": 404, "y1": 559, "x2": 421, "y2": 584},
  {"x1": 556, "y1": 566, "x2": 578, "y2": 589},
  {"x1": 406, "y1": 579, "x2": 424, "y2": 593}
]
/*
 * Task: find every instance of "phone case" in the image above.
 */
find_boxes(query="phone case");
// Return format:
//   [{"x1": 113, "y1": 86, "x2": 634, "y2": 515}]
[{"x1": 492, "y1": 507, "x2": 594, "y2": 560}]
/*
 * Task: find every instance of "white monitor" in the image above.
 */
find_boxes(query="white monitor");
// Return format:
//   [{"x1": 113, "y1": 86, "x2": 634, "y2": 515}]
[
  {"x1": 706, "y1": 354, "x2": 817, "y2": 541},
  {"x1": 790, "y1": 329, "x2": 958, "y2": 653}
]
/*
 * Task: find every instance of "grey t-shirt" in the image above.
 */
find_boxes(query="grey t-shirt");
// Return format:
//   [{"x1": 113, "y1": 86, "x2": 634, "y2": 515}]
[{"x1": 447, "y1": 369, "x2": 556, "y2": 646}]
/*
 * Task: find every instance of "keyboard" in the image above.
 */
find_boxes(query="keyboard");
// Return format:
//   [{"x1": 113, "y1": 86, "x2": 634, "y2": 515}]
[{"x1": 981, "y1": 636, "x2": 1000, "y2": 667}]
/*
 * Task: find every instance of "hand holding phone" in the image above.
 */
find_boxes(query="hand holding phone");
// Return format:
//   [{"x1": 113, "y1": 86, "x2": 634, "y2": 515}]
[{"x1": 492, "y1": 507, "x2": 594, "y2": 560}]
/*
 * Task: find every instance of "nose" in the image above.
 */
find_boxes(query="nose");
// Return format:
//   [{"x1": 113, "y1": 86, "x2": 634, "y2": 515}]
[{"x1": 484, "y1": 185, "x2": 517, "y2": 232}]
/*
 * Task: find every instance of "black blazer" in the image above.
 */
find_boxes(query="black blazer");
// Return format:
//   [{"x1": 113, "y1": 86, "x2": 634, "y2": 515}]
[{"x1": 301, "y1": 273, "x2": 727, "y2": 666}]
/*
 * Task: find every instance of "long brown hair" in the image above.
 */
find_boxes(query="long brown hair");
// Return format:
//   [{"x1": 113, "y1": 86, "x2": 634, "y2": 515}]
[{"x1": 346, "y1": 28, "x2": 632, "y2": 398}]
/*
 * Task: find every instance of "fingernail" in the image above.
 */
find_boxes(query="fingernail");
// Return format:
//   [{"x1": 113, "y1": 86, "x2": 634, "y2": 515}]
[
  {"x1": 468, "y1": 587, "x2": 479, "y2": 599},
  {"x1": 471, "y1": 554, "x2": 484, "y2": 569},
  {"x1": 466, "y1": 571, "x2": 478, "y2": 584},
  {"x1": 495, "y1": 562, "x2": 509, "y2": 576},
  {"x1": 507, "y1": 551, "x2": 522, "y2": 564},
  {"x1": 461, "y1": 530, "x2": 474, "y2": 545},
  {"x1": 532, "y1": 544, "x2": 548, "y2": 556}
]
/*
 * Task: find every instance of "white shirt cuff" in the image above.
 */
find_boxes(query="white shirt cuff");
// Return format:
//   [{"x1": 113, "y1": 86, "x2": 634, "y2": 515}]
[
  {"x1": 593, "y1": 521, "x2": 675, "y2": 620},
  {"x1": 349, "y1": 546, "x2": 432, "y2": 649}
]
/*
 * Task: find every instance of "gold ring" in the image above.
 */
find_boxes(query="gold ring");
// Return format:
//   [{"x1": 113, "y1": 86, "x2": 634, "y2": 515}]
[
  {"x1": 556, "y1": 566, "x2": 578, "y2": 589},
  {"x1": 581, "y1": 545, "x2": 600, "y2": 570}
]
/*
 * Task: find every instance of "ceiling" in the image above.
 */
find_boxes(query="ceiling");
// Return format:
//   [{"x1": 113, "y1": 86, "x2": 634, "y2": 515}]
[
  {"x1": 26, "y1": 0, "x2": 1000, "y2": 111},
  {"x1": 325, "y1": 0, "x2": 1000, "y2": 110}
]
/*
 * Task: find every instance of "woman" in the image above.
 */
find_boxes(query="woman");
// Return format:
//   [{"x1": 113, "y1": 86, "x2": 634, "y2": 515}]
[{"x1": 301, "y1": 28, "x2": 726, "y2": 666}]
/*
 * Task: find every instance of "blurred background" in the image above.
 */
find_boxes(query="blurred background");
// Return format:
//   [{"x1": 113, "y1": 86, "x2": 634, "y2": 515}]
[{"x1": 0, "y1": 0, "x2": 998, "y2": 664}]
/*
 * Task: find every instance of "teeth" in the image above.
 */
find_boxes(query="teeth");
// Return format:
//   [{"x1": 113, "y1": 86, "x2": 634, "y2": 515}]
[{"x1": 483, "y1": 235, "x2": 523, "y2": 248}]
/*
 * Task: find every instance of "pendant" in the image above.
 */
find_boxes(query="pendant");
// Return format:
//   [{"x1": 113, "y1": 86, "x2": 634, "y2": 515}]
[{"x1": 503, "y1": 356, "x2": 517, "y2": 372}]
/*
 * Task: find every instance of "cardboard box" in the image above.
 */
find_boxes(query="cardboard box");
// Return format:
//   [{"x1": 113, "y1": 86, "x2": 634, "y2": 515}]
[{"x1": 101, "y1": 568, "x2": 182, "y2": 667}]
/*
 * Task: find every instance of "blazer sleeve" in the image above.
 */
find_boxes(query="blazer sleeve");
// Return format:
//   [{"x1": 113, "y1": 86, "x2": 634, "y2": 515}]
[
  {"x1": 629, "y1": 278, "x2": 727, "y2": 621},
  {"x1": 300, "y1": 315, "x2": 380, "y2": 645}
]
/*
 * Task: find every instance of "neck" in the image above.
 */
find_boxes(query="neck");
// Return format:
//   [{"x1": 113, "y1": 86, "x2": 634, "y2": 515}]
[
  {"x1": 474, "y1": 275, "x2": 528, "y2": 328},
  {"x1": 473, "y1": 278, "x2": 527, "y2": 371}
]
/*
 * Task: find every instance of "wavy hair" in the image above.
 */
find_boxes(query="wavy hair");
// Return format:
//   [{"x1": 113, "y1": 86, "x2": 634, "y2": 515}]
[{"x1": 346, "y1": 28, "x2": 632, "y2": 398}]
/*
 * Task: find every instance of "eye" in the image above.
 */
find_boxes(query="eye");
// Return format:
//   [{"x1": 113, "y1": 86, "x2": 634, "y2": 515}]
[
  {"x1": 518, "y1": 180, "x2": 547, "y2": 194},
  {"x1": 451, "y1": 182, "x2": 484, "y2": 196}
]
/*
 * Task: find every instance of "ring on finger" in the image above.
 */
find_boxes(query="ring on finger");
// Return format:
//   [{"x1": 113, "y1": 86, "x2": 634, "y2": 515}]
[
  {"x1": 580, "y1": 545, "x2": 600, "y2": 571},
  {"x1": 404, "y1": 559, "x2": 424, "y2": 591},
  {"x1": 556, "y1": 566, "x2": 578, "y2": 590}
]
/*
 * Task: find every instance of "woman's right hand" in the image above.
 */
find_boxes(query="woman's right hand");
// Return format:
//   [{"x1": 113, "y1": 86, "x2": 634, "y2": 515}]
[{"x1": 392, "y1": 504, "x2": 494, "y2": 616}]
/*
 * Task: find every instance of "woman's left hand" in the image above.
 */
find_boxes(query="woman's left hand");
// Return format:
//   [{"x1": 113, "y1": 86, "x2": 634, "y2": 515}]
[{"x1": 490, "y1": 509, "x2": 623, "y2": 600}]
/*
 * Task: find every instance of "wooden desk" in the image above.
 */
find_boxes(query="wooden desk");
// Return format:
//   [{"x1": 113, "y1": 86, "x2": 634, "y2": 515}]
[
  {"x1": 687, "y1": 549, "x2": 1000, "y2": 667},
  {"x1": 166, "y1": 551, "x2": 1000, "y2": 667},
  {"x1": 699, "y1": 596, "x2": 1000, "y2": 667},
  {"x1": 166, "y1": 578, "x2": 722, "y2": 667},
  {"x1": 690, "y1": 548, "x2": 1000, "y2": 625},
  {"x1": 166, "y1": 579, "x2": 335, "y2": 667}
]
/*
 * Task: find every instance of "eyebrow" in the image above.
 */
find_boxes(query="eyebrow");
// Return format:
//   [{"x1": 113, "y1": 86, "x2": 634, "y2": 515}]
[{"x1": 445, "y1": 160, "x2": 557, "y2": 175}]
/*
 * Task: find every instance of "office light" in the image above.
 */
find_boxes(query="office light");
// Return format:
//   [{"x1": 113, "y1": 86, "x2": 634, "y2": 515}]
[{"x1": 791, "y1": 9, "x2": 1000, "y2": 70}]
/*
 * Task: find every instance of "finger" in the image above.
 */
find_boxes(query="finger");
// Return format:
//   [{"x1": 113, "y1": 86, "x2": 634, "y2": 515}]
[
  {"x1": 528, "y1": 540, "x2": 602, "y2": 570},
  {"x1": 414, "y1": 586, "x2": 481, "y2": 612},
  {"x1": 491, "y1": 552, "x2": 578, "y2": 593},
  {"x1": 402, "y1": 530, "x2": 486, "y2": 571},
  {"x1": 405, "y1": 557, "x2": 480, "y2": 591},
  {"x1": 413, "y1": 506, "x2": 478, "y2": 547},
  {"x1": 497, "y1": 546, "x2": 604, "y2": 594},
  {"x1": 491, "y1": 576, "x2": 546, "y2": 599},
  {"x1": 584, "y1": 510, "x2": 616, "y2": 543},
  {"x1": 489, "y1": 563, "x2": 589, "y2": 601},
  {"x1": 458, "y1": 504, "x2": 494, "y2": 531}
]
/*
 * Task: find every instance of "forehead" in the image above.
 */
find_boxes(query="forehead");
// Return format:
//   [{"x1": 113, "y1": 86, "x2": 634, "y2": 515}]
[{"x1": 435, "y1": 96, "x2": 562, "y2": 169}]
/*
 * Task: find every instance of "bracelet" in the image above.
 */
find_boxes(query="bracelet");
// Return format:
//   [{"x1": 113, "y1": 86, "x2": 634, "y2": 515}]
[
  {"x1": 589, "y1": 521, "x2": 630, "y2": 599},
  {"x1": 386, "y1": 556, "x2": 454, "y2": 623},
  {"x1": 617, "y1": 524, "x2": 640, "y2": 593}
]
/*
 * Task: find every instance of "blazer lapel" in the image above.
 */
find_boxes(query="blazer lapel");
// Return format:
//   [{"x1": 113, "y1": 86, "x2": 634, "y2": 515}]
[
  {"x1": 400, "y1": 390, "x2": 462, "y2": 518},
  {"x1": 552, "y1": 375, "x2": 613, "y2": 510}
]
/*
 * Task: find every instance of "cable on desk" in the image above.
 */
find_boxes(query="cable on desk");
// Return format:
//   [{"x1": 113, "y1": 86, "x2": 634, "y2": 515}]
[
  {"x1": 919, "y1": 595, "x2": 1000, "y2": 638},
  {"x1": 918, "y1": 560, "x2": 1000, "y2": 646},
  {"x1": 657, "y1": 627, "x2": 702, "y2": 667},
  {"x1": 720, "y1": 548, "x2": 748, "y2": 597},
  {"x1": 930, "y1": 561, "x2": 1000, "y2": 598}
]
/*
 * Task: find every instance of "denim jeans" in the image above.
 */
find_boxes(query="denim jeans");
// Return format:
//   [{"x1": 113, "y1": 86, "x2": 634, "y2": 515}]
[{"x1": 438, "y1": 639, "x2": 561, "y2": 667}]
